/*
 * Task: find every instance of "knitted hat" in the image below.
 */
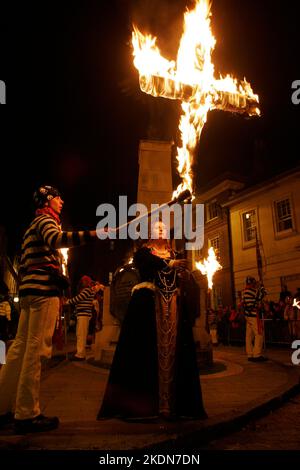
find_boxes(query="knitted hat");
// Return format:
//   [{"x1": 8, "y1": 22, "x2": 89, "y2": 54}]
[
  {"x1": 33, "y1": 185, "x2": 61, "y2": 208},
  {"x1": 78, "y1": 275, "x2": 94, "y2": 292},
  {"x1": 80, "y1": 275, "x2": 93, "y2": 286}
]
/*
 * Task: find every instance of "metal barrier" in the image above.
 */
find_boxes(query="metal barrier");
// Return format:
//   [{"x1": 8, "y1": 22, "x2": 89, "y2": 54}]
[{"x1": 219, "y1": 319, "x2": 300, "y2": 346}]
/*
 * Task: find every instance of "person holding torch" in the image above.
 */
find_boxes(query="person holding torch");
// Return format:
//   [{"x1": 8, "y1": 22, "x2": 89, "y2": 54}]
[{"x1": 0, "y1": 185, "x2": 109, "y2": 434}]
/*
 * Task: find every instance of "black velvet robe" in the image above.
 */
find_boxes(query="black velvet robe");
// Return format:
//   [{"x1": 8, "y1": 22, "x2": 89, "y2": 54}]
[{"x1": 97, "y1": 247, "x2": 206, "y2": 420}]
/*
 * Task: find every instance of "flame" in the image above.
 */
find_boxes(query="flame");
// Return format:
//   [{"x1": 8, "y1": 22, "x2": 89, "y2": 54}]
[
  {"x1": 195, "y1": 247, "x2": 222, "y2": 289},
  {"x1": 132, "y1": 0, "x2": 260, "y2": 199},
  {"x1": 293, "y1": 298, "x2": 300, "y2": 310},
  {"x1": 60, "y1": 248, "x2": 69, "y2": 276}
]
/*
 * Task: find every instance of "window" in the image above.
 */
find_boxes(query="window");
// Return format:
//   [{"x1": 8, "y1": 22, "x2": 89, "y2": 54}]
[
  {"x1": 274, "y1": 198, "x2": 293, "y2": 232},
  {"x1": 207, "y1": 201, "x2": 219, "y2": 221},
  {"x1": 208, "y1": 235, "x2": 221, "y2": 259},
  {"x1": 242, "y1": 210, "x2": 256, "y2": 242}
]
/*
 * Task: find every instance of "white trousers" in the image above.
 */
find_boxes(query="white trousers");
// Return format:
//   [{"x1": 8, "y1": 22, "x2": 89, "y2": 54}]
[
  {"x1": 210, "y1": 328, "x2": 218, "y2": 344},
  {"x1": 0, "y1": 296, "x2": 59, "y2": 420},
  {"x1": 75, "y1": 316, "x2": 90, "y2": 358},
  {"x1": 245, "y1": 316, "x2": 263, "y2": 358}
]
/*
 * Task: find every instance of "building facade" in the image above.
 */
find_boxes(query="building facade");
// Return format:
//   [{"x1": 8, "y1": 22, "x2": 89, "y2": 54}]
[
  {"x1": 224, "y1": 168, "x2": 300, "y2": 301},
  {"x1": 191, "y1": 177, "x2": 245, "y2": 309},
  {"x1": 0, "y1": 226, "x2": 19, "y2": 297}
]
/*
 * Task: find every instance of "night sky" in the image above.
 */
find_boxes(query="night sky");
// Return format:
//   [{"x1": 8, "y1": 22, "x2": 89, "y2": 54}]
[{"x1": 0, "y1": 0, "x2": 299, "y2": 284}]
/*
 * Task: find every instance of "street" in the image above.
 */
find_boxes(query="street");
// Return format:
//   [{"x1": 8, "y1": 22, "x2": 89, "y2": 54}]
[{"x1": 199, "y1": 393, "x2": 300, "y2": 450}]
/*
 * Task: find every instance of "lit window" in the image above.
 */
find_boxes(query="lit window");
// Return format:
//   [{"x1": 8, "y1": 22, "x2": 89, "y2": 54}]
[
  {"x1": 208, "y1": 235, "x2": 221, "y2": 259},
  {"x1": 275, "y1": 198, "x2": 293, "y2": 232},
  {"x1": 207, "y1": 201, "x2": 219, "y2": 221},
  {"x1": 242, "y1": 210, "x2": 256, "y2": 242}
]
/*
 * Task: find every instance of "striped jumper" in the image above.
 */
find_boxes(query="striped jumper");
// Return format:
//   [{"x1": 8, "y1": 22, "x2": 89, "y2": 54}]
[
  {"x1": 19, "y1": 214, "x2": 92, "y2": 297},
  {"x1": 242, "y1": 286, "x2": 265, "y2": 317},
  {"x1": 66, "y1": 287, "x2": 96, "y2": 318}
]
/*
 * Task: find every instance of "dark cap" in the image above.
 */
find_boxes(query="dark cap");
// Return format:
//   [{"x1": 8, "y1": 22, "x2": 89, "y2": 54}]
[{"x1": 33, "y1": 185, "x2": 61, "y2": 208}]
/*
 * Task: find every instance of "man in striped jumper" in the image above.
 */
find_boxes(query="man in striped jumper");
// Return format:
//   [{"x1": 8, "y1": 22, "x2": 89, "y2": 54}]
[
  {"x1": 0, "y1": 185, "x2": 106, "y2": 434},
  {"x1": 242, "y1": 276, "x2": 267, "y2": 362},
  {"x1": 66, "y1": 276, "x2": 104, "y2": 361}
]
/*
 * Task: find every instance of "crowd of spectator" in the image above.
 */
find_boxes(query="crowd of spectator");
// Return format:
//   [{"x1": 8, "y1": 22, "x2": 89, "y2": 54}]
[{"x1": 207, "y1": 286, "x2": 300, "y2": 346}]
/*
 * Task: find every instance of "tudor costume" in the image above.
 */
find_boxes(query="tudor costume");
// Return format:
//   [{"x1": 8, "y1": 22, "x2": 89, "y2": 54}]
[{"x1": 98, "y1": 246, "x2": 206, "y2": 420}]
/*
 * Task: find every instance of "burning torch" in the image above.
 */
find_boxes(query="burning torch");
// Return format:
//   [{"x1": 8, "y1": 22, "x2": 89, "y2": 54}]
[
  {"x1": 196, "y1": 247, "x2": 222, "y2": 310},
  {"x1": 60, "y1": 248, "x2": 69, "y2": 277},
  {"x1": 293, "y1": 299, "x2": 300, "y2": 310},
  {"x1": 60, "y1": 248, "x2": 70, "y2": 352}
]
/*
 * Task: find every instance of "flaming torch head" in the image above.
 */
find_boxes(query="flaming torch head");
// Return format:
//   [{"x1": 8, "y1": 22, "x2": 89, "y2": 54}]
[
  {"x1": 293, "y1": 298, "x2": 300, "y2": 310},
  {"x1": 196, "y1": 246, "x2": 222, "y2": 290},
  {"x1": 171, "y1": 189, "x2": 192, "y2": 204},
  {"x1": 60, "y1": 248, "x2": 69, "y2": 276}
]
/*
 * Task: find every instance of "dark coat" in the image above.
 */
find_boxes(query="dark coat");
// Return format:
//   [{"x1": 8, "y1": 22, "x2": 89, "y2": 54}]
[{"x1": 98, "y1": 247, "x2": 206, "y2": 419}]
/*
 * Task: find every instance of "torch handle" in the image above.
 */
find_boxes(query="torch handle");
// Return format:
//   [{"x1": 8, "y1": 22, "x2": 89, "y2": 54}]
[{"x1": 114, "y1": 189, "x2": 191, "y2": 234}]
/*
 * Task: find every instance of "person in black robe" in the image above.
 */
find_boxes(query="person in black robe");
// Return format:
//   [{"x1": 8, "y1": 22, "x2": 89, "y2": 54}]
[{"x1": 98, "y1": 221, "x2": 207, "y2": 421}]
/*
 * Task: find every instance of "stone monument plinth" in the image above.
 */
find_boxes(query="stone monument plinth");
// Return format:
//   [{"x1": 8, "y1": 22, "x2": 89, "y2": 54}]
[{"x1": 94, "y1": 287, "x2": 120, "y2": 367}]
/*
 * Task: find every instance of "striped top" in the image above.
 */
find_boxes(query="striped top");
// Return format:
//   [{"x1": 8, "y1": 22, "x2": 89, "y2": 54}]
[
  {"x1": 242, "y1": 286, "x2": 264, "y2": 317},
  {"x1": 19, "y1": 214, "x2": 92, "y2": 297},
  {"x1": 66, "y1": 287, "x2": 96, "y2": 318},
  {"x1": 0, "y1": 301, "x2": 11, "y2": 320}
]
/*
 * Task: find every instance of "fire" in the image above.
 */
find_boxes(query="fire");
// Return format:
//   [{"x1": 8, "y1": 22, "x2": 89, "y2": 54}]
[
  {"x1": 293, "y1": 298, "x2": 300, "y2": 310},
  {"x1": 60, "y1": 248, "x2": 69, "y2": 276},
  {"x1": 132, "y1": 0, "x2": 260, "y2": 199},
  {"x1": 195, "y1": 247, "x2": 222, "y2": 289}
]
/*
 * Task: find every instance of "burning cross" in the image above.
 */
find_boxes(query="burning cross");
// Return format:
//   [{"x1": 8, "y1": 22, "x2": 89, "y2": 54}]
[{"x1": 132, "y1": 0, "x2": 260, "y2": 197}]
